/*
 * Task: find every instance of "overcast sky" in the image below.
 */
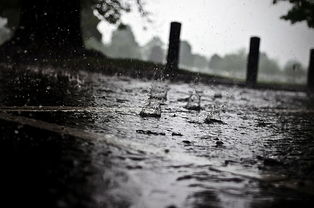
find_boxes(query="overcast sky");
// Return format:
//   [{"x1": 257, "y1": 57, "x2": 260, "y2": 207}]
[{"x1": 99, "y1": 0, "x2": 314, "y2": 67}]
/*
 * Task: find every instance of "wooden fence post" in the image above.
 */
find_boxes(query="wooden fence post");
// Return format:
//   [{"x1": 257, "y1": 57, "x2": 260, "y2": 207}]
[
  {"x1": 165, "y1": 22, "x2": 181, "y2": 77},
  {"x1": 246, "y1": 36, "x2": 260, "y2": 86},
  {"x1": 307, "y1": 49, "x2": 314, "y2": 90}
]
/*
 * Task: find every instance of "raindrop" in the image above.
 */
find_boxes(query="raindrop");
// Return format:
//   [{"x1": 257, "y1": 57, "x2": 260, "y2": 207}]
[
  {"x1": 185, "y1": 91, "x2": 201, "y2": 111},
  {"x1": 140, "y1": 101, "x2": 161, "y2": 118}
]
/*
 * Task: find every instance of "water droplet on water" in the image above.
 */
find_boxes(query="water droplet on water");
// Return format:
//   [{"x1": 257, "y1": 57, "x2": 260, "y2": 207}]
[
  {"x1": 185, "y1": 91, "x2": 201, "y2": 111},
  {"x1": 140, "y1": 102, "x2": 161, "y2": 118},
  {"x1": 150, "y1": 82, "x2": 168, "y2": 101}
]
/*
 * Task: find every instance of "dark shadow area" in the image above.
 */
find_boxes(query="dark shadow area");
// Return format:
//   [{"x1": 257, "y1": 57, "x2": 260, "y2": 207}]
[
  {"x1": 0, "y1": 65, "x2": 106, "y2": 208},
  {"x1": 0, "y1": 120, "x2": 98, "y2": 208},
  {"x1": 250, "y1": 102, "x2": 314, "y2": 207},
  {"x1": 188, "y1": 190, "x2": 221, "y2": 208}
]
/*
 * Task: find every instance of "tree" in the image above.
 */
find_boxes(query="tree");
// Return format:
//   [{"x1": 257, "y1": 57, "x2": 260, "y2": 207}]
[
  {"x1": 220, "y1": 49, "x2": 247, "y2": 75},
  {"x1": 283, "y1": 60, "x2": 307, "y2": 83},
  {"x1": 208, "y1": 50, "x2": 247, "y2": 78},
  {"x1": 179, "y1": 40, "x2": 194, "y2": 67},
  {"x1": 192, "y1": 54, "x2": 208, "y2": 69},
  {"x1": 209, "y1": 54, "x2": 223, "y2": 70},
  {"x1": 273, "y1": 0, "x2": 314, "y2": 28},
  {"x1": 148, "y1": 46, "x2": 164, "y2": 63},
  {"x1": 104, "y1": 24, "x2": 142, "y2": 59},
  {"x1": 0, "y1": 0, "x2": 147, "y2": 61},
  {"x1": 259, "y1": 52, "x2": 281, "y2": 76},
  {"x1": 208, "y1": 49, "x2": 282, "y2": 80},
  {"x1": 82, "y1": 6, "x2": 107, "y2": 55},
  {"x1": 142, "y1": 36, "x2": 164, "y2": 61}
]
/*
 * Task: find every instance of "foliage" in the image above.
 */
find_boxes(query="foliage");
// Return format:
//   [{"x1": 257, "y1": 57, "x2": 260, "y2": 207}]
[
  {"x1": 283, "y1": 59, "x2": 307, "y2": 83},
  {"x1": 208, "y1": 49, "x2": 307, "y2": 83},
  {"x1": 209, "y1": 54, "x2": 223, "y2": 69},
  {"x1": 209, "y1": 49, "x2": 247, "y2": 76},
  {"x1": 179, "y1": 40, "x2": 193, "y2": 67},
  {"x1": 259, "y1": 52, "x2": 281, "y2": 75},
  {"x1": 104, "y1": 24, "x2": 142, "y2": 59},
  {"x1": 192, "y1": 54, "x2": 208, "y2": 69},
  {"x1": 142, "y1": 36, "x2": 165, "y2": 61},
  {"x1": 148, "y1": 45, "x2": 164, "y2": 63},
  {"x1": 81, "y1": 5, "x2": 102, "y2": 42},
  {"x1": 273, "y1": 0, "x2": 314, "y2": 28},
  {"x1": 208, "y1": 49, "x2": 282, "y2": 78},
  {"x1": 90, "y1": 0, "x2": 148, "y2": 24},
  {"x1": 0, "y1": 0, "x2": 147, "y2": 25}
]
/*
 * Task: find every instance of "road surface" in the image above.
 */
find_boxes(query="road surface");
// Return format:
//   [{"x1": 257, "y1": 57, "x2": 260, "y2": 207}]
[{"x1": 0, "y1": 65, "x2": 314, "y2": 208}]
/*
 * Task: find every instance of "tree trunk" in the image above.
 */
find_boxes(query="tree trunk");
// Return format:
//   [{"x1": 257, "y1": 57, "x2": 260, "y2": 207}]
[{"x1": 1, "y1": 0, "x2": 86, "y2": 60}]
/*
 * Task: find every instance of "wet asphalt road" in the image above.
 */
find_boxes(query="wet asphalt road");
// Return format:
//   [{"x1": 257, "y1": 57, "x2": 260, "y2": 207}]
[{"x1": 0, "y1": 65, "x2": 314, "y2": 208}]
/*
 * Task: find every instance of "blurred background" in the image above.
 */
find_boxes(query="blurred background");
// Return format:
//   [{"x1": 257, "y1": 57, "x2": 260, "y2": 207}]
[
  {"x1": 94, "y1": 0, "x2": 314, "y2": 84},
  {"x1": 1, "y1": 0, "x2": 314, "y2": 84}
]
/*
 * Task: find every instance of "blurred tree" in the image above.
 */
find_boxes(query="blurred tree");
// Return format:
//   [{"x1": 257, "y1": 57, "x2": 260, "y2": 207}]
[
  {"x1": 179, "y1": 40, "x2": 194, "y2": 67},
  {"x1": 105, "y1": 24, "x2": 142, "y2": 59},
  {"x1": 220, "y1": 49, "x2": 247, "y2": 76},
  {"x1": 208, "y1": 49, "x2": 283, "y2": 80},
  {"x1": 273, "y1": 0, "x2": 314, "y2": 28},
  {"x1": 283, "y1": 60, "x2": 307, "y2": 83},
  {"x1": 148, "y1": 45, "x2": 164, "y2": 63},
  {"x1": 192, "y1": 54, "x2": 208, "y2": 69},
  {"x1": 82, "y1": 5, "x2": 107, "y2": 55},
  {"x1": 259, "y1": 52, "x2": 281, "y2": 76},
  {"x1": 209, "y1": 54, "x2": 223, "y2": 70},
  {"x1": 0, "y1": 0, "x2": 147, "y2": 60},
  {"x1": 142, "y1": 36, "x2": 164, "y2": 61}
]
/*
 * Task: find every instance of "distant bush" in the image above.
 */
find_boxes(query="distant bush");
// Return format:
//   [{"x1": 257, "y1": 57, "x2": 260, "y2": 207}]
[{"x1": 208, "y1": 49, "x2": 306, "y2": 84}]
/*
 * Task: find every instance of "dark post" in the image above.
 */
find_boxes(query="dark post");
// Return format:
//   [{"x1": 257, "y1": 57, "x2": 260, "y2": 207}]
[
  {"x1": 307, "y1": 49, "x2": 314, "y2": 90},
  {"x1": 246, "y1": 37, "x2": 261, "y2": 86},
  {"x1": 166, "y1": 22, "x2": 181, "y2": 76}
]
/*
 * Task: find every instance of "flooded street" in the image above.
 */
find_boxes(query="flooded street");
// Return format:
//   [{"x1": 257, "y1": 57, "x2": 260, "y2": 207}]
[{"x1": 1, "y1": 65, "x2": 314, "y2": 208}]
